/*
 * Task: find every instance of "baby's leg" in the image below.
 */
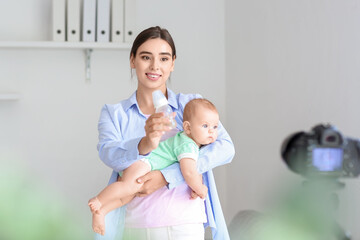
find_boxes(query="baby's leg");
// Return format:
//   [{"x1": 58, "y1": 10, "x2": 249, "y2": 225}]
[
  {"x1": 89, "y1": 160, "x2": 150, "y2": 234},
  {"x1": 91, "y1": 195, "x2": 134, "y2": 236},
  {"x1": 89, "y1": 160, "x2": 150, "y2": 211},
  {"x1": 92, "y1": 210, "x2": 105, "y2": 236},
  {"x1": 88, "y1": 197, "x2": 101, "y2": 213},
  {"x1": 96, "y1": 161, "x2": 150, "y2": 207}
]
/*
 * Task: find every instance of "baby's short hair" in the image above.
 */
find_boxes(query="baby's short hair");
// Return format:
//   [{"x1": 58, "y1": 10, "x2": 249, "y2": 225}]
[{"x1": 183, "y1": 98, "x2": 218, "y2": 122}]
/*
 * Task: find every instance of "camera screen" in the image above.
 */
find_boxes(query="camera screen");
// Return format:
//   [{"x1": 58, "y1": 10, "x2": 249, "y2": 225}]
[{"x1": 312, "y1": 148, "x2": 343, "y2": 172}]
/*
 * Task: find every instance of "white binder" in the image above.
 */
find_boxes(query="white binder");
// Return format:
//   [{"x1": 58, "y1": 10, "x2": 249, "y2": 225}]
[
  {"x1": 124, "y1": 0, "x2": 136, "y2": 43},
  {"x1": 97, "y1": 0, "x2": 111, "y2": 42},
  {"x1": 111, "y1": 0, "x2": 124, "y2": 43},
  {"x1": 82, "y1": 0, "x2": 97, "y2": 42},
  {"x1": 52, "y1": 0, "x2": 66, "y2": 41},
  {"x1": 67, "y1": 0, "x2": 81, "y2": 42}
]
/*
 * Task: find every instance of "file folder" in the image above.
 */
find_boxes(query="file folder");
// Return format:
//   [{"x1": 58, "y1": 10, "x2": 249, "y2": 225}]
[
  {"x1": 82, "y1": 0, "x2": 97, "y2": 42},
  {"x1": 111, "y1": 0, "x2": 124, "y2": 42},
  {"x1": 124, "y1": 0, "x2": 136, "y2": 43},
  {"x1": 67, "y1": 0, "x2": 81, "y2": 41},
  {"x1": 52, "y1": 0, "x2": 66, "y2": 41},
  {"x1": 97, "y1": 0, "x2": 111, "y2": 42}
]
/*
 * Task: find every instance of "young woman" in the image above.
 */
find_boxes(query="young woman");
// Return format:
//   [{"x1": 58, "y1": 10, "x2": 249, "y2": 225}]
[{"x1": 95, "y1": 26, "x2": 235, "y2": 240}]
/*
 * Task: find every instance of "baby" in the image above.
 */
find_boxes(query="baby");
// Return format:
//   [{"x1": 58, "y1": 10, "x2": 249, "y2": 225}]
[{"x1": 88, "y1": 98, "x2": 219, "y2": 235}]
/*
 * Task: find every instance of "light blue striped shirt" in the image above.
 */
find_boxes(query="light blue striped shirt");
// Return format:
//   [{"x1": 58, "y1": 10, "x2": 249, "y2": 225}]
[{"x1": 95, "y1": 88, "x2": 235, "y2": 240}]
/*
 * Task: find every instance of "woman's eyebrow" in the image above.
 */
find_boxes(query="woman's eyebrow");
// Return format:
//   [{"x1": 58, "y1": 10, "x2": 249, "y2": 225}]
[
  {"x1": 139, "y1": 51, "x2": 153, "y2": 55},
  {"x1": 159, "y1": 52, "x2": 172, "y2": 56},
  {"x1": 139, "y1": 51, "x2": 172, "y2": 56}
]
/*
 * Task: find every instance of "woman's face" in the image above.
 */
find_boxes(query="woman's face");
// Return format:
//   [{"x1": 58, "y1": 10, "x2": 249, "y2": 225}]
[{"x1": 130, "y1": 38, "x2": 175, "y2": 92}]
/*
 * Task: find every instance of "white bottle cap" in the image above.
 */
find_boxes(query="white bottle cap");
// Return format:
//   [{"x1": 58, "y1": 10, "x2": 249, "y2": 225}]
[{"x1": 152, "y1": 90, "x2": 169, "y2": 109}]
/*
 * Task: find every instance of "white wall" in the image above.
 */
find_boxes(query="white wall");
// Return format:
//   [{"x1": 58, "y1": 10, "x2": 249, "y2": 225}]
[
  {"x1": 0, "y1": 0, "x2": 227, "y2": 237},
  {"x1": 4, "y1": 0, "x2": 359, "y2": 238},
  {"x1": 225, "y1": 0, "x2": 360, "y2": 238}
]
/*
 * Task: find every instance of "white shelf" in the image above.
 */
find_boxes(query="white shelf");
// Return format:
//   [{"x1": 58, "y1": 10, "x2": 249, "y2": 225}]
[
  {"x1": 0, "y1": 41, "x2": 132, "y2": 82},
  {"x1": 0, "y1": 93, "x2": 20, "y2": 101},
  {"x1": 0, "y1": 41, "x2": 132, "y2": 50}
]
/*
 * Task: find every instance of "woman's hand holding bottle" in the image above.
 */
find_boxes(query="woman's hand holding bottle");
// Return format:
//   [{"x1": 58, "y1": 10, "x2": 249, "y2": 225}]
[{"x1": 138, "y1": 112, "x2": 175, "y2": 155}]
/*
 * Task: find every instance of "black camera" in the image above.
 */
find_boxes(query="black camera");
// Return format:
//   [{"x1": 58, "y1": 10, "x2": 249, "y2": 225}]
[{"x1": 281, "y1": 124, "x2": 360, "y2": 179}]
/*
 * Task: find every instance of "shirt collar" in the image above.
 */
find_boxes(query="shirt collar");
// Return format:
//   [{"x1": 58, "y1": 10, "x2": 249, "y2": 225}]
[
  {"x1": 123, "y1": 88, "x2": 179, "y2": 112},
  {"x1": 166, "y1": 88, "x2": 179, "y2": 110},
  {"x1": 123, "y1": 91, "x2": 138, "y2": 112}
]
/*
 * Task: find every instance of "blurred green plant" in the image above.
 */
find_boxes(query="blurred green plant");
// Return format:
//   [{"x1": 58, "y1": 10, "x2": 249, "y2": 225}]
[
  {"x1": 0, "y1": 161, "x2": 92, "y2": 240},
  {"x1": 229, "y1": 181, "x2": 349, "y2": 240}
]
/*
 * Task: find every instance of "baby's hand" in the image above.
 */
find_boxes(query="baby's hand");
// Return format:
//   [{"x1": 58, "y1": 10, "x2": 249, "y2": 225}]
[
  {"x1": 190, "y1": 190, "x2": 199, "y2": 200},
  {"x1": 199, "y1": 185, "x2": 208, "y2": 199},
  {"x1": 190, "y1": 185, "x2": 208, "y2": 200}
]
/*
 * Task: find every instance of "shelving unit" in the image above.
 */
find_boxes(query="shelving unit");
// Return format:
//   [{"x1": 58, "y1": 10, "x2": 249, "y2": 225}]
[
  {"x1": 0, "y1": 41, "x2": 132, "y2": 82},
  {"x1": 0, "y1": 0, "x2": 136, "y2": 100}
]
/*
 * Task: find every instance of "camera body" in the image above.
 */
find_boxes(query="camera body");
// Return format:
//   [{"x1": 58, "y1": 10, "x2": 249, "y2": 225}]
[{"x1": 281, "y1": 124, "x2": 360, "y2": 179}]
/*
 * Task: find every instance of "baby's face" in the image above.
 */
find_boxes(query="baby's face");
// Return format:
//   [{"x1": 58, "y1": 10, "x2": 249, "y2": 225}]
[{"x1": 188, "y1": 107, "x2": 219, "y2": 146}]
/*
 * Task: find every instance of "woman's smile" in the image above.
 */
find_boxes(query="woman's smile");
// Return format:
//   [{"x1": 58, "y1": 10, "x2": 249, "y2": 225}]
[{"x1": 146, "y1": 72, "x2": 162, "y2": 81}]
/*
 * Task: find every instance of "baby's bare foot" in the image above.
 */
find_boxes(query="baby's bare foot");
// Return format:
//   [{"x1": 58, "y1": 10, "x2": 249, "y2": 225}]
[
  {"x1": 92, "y1": 211, "x2": 105, "y2": 236},
  {"x1": 88, "y1": 197, "x2": 102, "y2": 213}
]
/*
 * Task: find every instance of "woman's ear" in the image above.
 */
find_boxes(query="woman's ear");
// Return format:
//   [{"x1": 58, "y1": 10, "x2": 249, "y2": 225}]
[
  {"x1": 170, "y1": 55, "x2": 176, "y2": 72},
  {"x1": 130, "y1": 54, "x2": 135, "y2": 68},
  {"x1": 183, "y1": 121, "x2": 191, "y2": 135}
]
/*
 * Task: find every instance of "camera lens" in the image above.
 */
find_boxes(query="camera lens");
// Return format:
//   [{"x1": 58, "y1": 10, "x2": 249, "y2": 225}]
[{"x1": 326, "y1": 135, "x2": 337, "y2": 142}]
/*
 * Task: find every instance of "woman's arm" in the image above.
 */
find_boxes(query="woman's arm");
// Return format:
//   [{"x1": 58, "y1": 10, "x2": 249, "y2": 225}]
[
  {"x1": 97, "y1": 105, "x2": 145, "y2": 172},
  {"x1": 98, "y1": 104, "x2": 173, "y2": 176}
]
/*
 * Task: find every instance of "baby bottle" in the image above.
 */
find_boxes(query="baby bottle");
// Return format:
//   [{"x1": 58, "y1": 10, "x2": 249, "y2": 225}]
[{"x1": 152, "y1": 90, "x2": 176, "y2": 129}]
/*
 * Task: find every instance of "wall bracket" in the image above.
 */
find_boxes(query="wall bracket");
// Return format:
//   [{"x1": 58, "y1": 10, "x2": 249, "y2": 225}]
[{"x1": 85, "y1": 48, "x2": 93, "y2": 83}]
